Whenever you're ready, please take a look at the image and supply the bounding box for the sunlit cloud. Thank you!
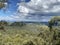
[8,0,60,22]
[14,0,60,21]
[18,0,60,14]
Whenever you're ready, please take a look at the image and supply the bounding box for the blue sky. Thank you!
[0,0,30,16]
[0,0,60,22]
[0,0,20,16]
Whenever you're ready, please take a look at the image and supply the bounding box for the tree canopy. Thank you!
[48,16,60,30]
[0,0,7,9]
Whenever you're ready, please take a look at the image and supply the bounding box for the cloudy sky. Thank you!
[0,0,60,22]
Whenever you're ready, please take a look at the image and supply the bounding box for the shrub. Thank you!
[10,22,26,27]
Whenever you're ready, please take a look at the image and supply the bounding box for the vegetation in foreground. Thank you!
[0,16,60,45]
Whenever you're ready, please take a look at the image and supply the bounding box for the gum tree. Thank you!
[48,16,60,45]
[48,16,60,30]
[0,0,8,31]
[0,0,7,9]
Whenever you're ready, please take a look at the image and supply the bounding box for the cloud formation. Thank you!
[19,0,60,13]
[12,0,60,22]
[0,16,13,21]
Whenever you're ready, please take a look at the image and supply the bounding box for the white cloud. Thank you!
[11,0,60,22]
[0,15,24,21]
[58,0,60,2]
[0,16,13,21]
[18,0,60,13]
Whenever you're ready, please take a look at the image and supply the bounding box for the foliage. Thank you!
[0,18,60,45]
[0,20,8,26]
[0,0,7,9]
[48,16,60,45]
[10,22,26,27]
[0,24,59,45]
[48,16,60,30]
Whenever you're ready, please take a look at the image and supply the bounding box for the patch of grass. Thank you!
[0,24,59,45]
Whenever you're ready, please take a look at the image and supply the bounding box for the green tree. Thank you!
[48,16,60,45]
[0,20,8,26]
[0,0,7,9]
[10,22,26,27]
[48,16,60,30]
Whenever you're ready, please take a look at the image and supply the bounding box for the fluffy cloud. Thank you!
[13,0,60,22]
[18,0,60,14]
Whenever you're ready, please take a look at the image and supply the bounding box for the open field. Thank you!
[0,23,60,45]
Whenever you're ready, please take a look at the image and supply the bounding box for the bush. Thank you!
[23,40,35,45]
[10,22,26,27]
[0,20,8,26]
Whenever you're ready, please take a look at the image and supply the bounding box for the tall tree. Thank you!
[48,16,60,30]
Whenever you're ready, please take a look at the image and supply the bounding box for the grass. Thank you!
[0,24,59,45]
